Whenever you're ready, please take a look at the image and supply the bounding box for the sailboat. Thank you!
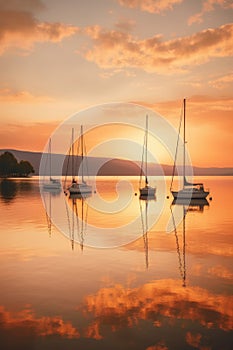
[42,138,61,190]
[139,115,156,198]
[67,127,92,196]
[171,99,209,200]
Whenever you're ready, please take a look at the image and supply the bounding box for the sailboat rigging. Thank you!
[171,99,209,200]
[42,138,61,190]
[139,115,156,199]
[66,127,92,196]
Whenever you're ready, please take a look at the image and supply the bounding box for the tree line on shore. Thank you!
[0,151,34,177]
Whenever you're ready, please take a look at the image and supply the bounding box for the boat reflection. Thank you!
[170,198,209,287]
[42,188,61,236]
[170,204,186,287]
[172,197,209,212]
[139,195,156,269]
[66,192,91,250]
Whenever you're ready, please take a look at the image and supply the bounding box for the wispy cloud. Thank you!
[131,95,233,119]
[0,7,78,55]
[114,18,136,32]
[209,72,233,89]
[188,0,233,25]
[118,0,183,14]
[82,23,233,74]
[0,88,54,103]
[208,265,233,280]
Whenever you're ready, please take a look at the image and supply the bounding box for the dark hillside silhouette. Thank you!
[0,151,34,178]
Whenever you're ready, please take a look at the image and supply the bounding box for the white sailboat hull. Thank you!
[172,188,209,199]
[170,99,210,200]
[139,186,156,198]
[68,182,92,195]
[43,179,61,190]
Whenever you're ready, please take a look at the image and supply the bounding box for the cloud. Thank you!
[114,18,136,32]
[82,23,233,74]
[185,332,202,348]
[135,95,233,121]
[0,8,79,55]
[0,305,80,339]
[81,279,233,337]
[208,265,233,280]
[0,88,54,103]
[209,72,233,89]
[188,0,233,25]
[118,0,183,14]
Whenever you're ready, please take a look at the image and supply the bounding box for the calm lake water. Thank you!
[0,176,232,350]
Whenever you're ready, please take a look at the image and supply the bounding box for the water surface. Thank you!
[0,176,232,350]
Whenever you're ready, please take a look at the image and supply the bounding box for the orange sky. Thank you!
[0,0,232,167]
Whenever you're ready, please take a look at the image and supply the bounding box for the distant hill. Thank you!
[0,149,232,176]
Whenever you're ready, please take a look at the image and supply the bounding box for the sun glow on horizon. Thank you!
[0,1,232,167]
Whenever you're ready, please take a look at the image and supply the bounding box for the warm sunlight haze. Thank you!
[0,2,232,350]
[0,0,232,167]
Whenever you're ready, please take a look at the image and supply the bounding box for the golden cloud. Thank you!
[83,23,233,74]
[118,0,183,14]
[0,9,78,55]
[0,305,80,338]
[81,279,233,339]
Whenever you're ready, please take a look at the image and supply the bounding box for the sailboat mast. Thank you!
[72,128,75,182]
[183,99,186,186]
[81,125,84,183]
[49,138,51,180]
[145,115,148,186]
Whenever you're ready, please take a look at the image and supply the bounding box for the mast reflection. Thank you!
[66,193,91,251]
[42,188,61,236]
[171,197,209,287]
[139,194,156,269]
